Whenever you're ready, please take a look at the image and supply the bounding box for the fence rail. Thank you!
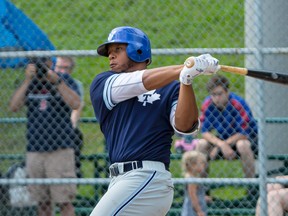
[1,47,288,58]
[1,117,288,124]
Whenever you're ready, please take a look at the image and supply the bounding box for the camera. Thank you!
[28,57,49,79]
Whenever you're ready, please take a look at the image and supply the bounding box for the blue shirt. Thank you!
[200,92,258,144]
[90,71,179,168]
[26,73,80,152]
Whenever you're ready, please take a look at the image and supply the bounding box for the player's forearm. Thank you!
[174,84,198,132]
[142,65,183,90]
[110,66,183,104]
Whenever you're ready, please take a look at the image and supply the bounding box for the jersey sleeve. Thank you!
[110,70,147,103]
[93,70,148,112]
[90,71,149,124]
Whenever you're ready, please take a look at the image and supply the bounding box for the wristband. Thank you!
[173,118,201,136]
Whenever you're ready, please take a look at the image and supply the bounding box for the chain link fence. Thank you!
[1,0,288,215]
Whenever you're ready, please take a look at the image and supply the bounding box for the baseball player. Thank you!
[89,26,220,216]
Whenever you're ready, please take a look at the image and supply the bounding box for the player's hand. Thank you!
[179,54,220,85]
[197,53,220,74]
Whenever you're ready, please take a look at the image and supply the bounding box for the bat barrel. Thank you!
[220,65,288,85]
[248,69,288,85]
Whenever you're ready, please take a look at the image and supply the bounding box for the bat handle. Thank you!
[220,65,248,76]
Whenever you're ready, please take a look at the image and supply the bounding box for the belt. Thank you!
[109,161,166,177]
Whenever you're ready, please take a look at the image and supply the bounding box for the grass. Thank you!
[209,160,247,200]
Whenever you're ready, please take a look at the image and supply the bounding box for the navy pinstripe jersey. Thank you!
[90,71,179,168]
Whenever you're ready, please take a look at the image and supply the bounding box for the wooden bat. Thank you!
[220,65,288,85]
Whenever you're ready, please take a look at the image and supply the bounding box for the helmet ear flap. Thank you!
[126,41,152,65]
[126,43,144,64]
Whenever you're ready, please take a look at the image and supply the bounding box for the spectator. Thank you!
[89,26,220,215]
[255,175,288,216]
[196,75,258,179]
[181,150,209,216]
[9,57,81,216]
[55,56,84,178]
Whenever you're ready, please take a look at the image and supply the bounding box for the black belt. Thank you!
[109,161,143,177]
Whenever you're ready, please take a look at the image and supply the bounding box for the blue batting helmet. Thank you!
[97,26,152,65]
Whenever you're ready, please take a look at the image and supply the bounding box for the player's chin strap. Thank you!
[173,118,201,136]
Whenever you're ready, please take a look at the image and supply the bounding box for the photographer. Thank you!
[9,57,80,216]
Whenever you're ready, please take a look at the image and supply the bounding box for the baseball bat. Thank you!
[220,65,288,85]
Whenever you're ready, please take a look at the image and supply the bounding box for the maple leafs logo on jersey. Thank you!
[138,90,160,106]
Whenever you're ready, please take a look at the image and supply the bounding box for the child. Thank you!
[181,150,208,216]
